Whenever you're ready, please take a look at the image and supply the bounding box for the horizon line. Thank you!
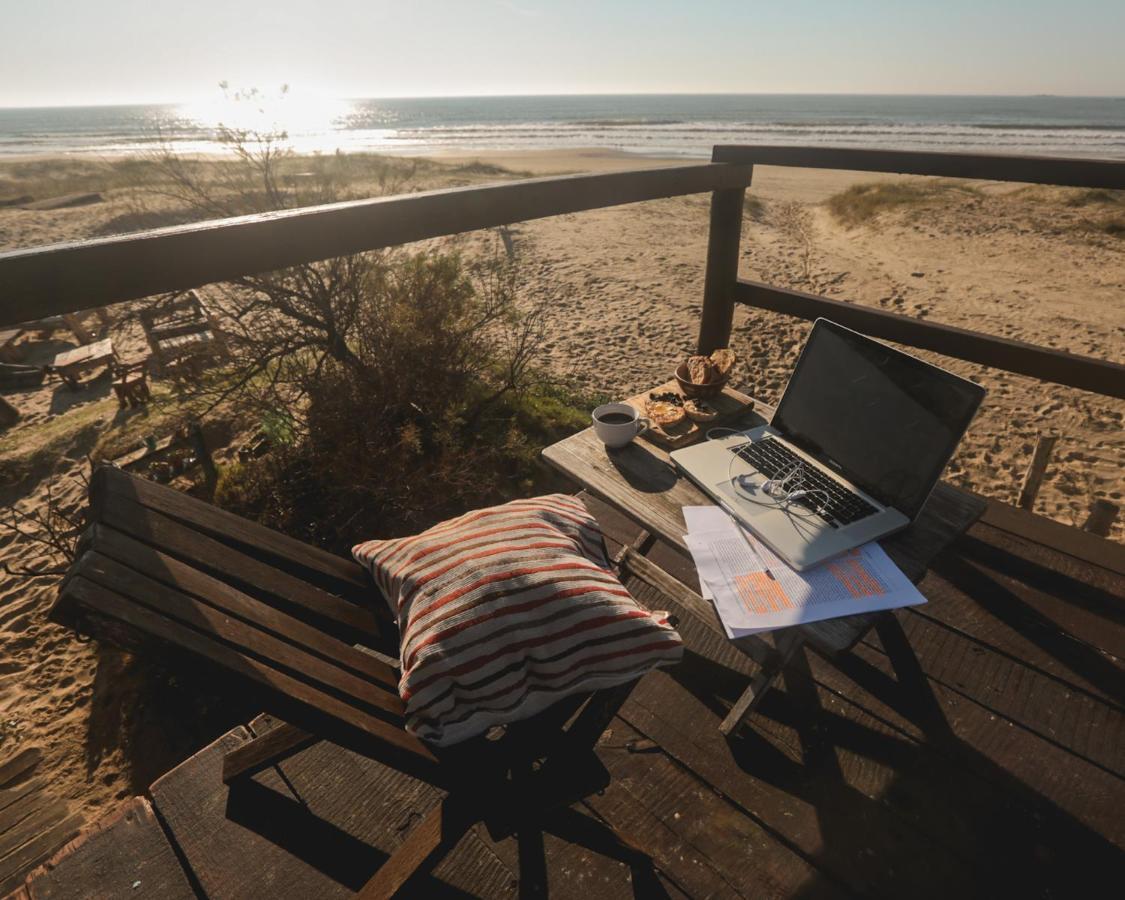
[2,90,1124,111]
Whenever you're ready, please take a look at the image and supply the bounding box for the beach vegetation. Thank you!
[744,195,768,222]
[123,96,578,551]
[1063,188,1125,207]
[1101,218,1125,237]
[826,179,980,226]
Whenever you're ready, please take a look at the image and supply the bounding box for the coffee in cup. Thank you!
[592,403,649,448]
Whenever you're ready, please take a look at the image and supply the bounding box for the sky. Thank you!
[2,0,1123,107]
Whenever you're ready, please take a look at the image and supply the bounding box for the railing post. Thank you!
[697,183,748,354]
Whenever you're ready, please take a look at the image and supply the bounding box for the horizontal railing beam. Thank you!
[733,280,1125,400]
[0,163,753,327]
[712,145,1125,189]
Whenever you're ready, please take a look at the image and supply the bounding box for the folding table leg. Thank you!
[221,721,319,783]
[719,630,806,737]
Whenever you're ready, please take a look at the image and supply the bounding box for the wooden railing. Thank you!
[0,164,752,321]
[697,146,1125,400]
[0,146,1121,399]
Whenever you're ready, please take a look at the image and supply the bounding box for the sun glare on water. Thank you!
[177,87,352,151]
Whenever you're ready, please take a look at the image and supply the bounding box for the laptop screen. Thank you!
[771,320,985,520]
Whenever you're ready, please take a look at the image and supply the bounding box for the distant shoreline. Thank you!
[2,95,1123,160]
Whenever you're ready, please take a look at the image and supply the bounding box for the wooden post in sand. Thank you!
[1017,433,1058,511]
[1082,500,1118,538]
[697,183,748,354]
[188,421,217,493]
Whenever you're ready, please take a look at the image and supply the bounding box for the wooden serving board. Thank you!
[624,380,756,450]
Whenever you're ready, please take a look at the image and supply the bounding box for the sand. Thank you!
[0,147,1121,823]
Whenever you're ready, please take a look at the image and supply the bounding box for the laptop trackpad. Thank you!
[714,477,828,537]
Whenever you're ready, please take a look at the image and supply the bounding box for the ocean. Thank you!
[1,94,1123,159]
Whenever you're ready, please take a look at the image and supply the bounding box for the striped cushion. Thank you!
[352,494,683,746]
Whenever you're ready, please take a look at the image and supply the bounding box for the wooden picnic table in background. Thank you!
[49,338,116,389]
[543,385,986,734]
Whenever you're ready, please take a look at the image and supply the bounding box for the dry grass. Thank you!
[827,180,980,226]
[0,153,525,209]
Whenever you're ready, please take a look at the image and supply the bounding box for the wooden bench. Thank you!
[140,291,227,374]
[51,466,662,896]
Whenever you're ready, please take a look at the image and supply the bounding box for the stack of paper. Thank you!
[683,506,925,639]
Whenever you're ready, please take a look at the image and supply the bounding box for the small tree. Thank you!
[141,85,543,434]
[139,86,555,542]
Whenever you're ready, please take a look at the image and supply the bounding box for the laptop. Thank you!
[670,319,985,571]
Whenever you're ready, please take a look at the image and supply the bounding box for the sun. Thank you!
[178,86,351,143]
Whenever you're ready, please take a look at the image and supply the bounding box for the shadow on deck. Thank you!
[13,498,1124,899]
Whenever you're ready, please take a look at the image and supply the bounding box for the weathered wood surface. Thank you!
[698,185,747,354]
[53,574,435,773]
[0,774,84,898]
[22,797,194,900]
[90,465,372,602]
[149,723,518,899]
[0,751,40,791]
[711,144,1125,189]
[221,721,317,784]
[89,500,381,643]
[733,280,1125,399]
[48,339,114,372]
[0,164,754,326]
[69,549,402,717]
[978,496,1125,576]
[40,486,1124,899]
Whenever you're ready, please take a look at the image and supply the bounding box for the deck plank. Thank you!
[889,605,1123,774]
[0,751,41,791]
[92,498,381,643]
[151,720,518,899]
[589,718,845,899]
[91,465,371,599]
[23,797,194,900]
[0,813,84,899]
[620,665,996,899]
[847,628,1124,845]
[921,527,1125,699]
[247,714,518,898]
[623,574,1123,898]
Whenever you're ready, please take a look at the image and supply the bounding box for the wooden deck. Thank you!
[11,498,1124,898]
[0,749,84,898]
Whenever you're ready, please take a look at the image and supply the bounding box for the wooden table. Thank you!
[543,387,986,735]
[50,337,116,388]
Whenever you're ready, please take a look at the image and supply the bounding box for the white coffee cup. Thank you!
[592,403,649,449]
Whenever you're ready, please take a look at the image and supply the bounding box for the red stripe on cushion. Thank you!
[409,637,681,711]
[387,521,580,584]
[400,565,624,646]
[403,582,633,670]
[365,495,594,572]
[403,609,654,700]
[402,550,603,616]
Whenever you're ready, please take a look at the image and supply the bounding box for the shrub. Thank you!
[136,87,571,551]
[827,180,978,226]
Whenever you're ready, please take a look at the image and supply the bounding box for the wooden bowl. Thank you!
[675,362,728,399]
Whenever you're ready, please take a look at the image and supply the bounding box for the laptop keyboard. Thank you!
[733,437,879,528]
